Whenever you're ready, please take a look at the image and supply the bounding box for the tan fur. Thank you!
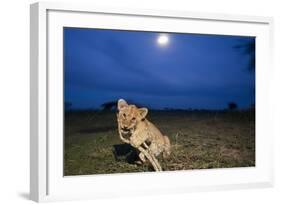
[117,99,171,164]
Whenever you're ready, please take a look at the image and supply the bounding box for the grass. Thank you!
[64,110,255,176]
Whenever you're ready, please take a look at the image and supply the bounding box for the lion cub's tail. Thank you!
[163,135,171,158]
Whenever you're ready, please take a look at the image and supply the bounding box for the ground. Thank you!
[64,110,255,176]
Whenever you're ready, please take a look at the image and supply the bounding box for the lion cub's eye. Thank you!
[123,113,126,118]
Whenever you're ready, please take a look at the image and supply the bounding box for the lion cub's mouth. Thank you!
[121,127,131,133]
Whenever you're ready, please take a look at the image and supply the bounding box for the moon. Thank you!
[157,34,169,46]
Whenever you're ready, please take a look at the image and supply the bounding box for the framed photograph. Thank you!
[30,2,274,202]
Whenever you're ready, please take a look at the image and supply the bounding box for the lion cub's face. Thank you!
[117,99,148,133]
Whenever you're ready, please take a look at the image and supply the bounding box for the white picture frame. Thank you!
[30,2,274,202]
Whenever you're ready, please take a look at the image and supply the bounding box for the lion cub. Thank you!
[117,99,171,163]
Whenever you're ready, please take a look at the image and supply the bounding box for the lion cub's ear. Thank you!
[118,99,128,110]
[139,108,148,119]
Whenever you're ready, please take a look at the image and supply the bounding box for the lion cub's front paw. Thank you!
[135,160,143,165]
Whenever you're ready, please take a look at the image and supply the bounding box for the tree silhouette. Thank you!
[228,102,238,111]
[233,39,255,72]
[101,101,117,111]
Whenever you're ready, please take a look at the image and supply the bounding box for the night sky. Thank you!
[64,27,255,110]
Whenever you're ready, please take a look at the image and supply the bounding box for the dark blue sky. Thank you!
[64,27,255,110]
